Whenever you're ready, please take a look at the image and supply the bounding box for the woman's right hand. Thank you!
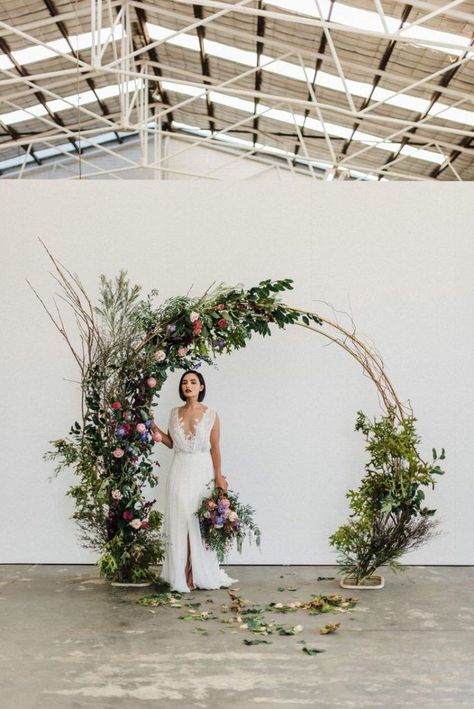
[215,476,228,493]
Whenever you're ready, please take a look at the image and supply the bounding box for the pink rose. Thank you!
[112,448,124,458]
[136,423,146,433]
[217,303,225,310]
[207,501,217,510]
[130,518,142,530]
[152,431,162,443]
[122,510,133,521]
[177,347,188,357]
[112,401,121,410]
[221,498,230,508]
[154,350,166,362]
[217,318,228,328]
[192,319,203,336]
[123,412,130,420]
[111,489,122,500]
[146,377,157,388]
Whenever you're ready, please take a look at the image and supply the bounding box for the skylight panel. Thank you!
[267,0,473,56]
[146,22,474,128]
[0,79,142,126]
[0,26,123,71]
[162,80,445,164]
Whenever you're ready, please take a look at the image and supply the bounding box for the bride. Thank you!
[151,370,238,592]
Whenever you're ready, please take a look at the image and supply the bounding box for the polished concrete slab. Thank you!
[1,565,473,708]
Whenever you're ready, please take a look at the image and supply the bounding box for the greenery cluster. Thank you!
[329,411,445,582]
[46,275,317,582]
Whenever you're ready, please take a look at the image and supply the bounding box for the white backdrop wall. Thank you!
[1,182,472,565]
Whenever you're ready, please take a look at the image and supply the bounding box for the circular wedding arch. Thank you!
[33,246,444,586]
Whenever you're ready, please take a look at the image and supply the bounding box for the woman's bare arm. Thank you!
[210,413,228,491]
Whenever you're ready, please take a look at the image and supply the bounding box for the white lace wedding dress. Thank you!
[160,405,239,592]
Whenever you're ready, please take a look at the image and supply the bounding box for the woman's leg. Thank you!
[185,532,195,590]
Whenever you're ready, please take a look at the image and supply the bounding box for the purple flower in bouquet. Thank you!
[215,338,226,350]
[139,431,149,441]
[144,419,153,429]
[116,425,128,438]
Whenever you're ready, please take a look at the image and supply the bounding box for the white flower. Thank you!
[274,603,283,609]
[228,511,238,522]
[134,501,141,510]
[154,350,166,362]
[190,311,200,322]
[130,518,142,529]
[293,624,303,633]
[111,489,122,500]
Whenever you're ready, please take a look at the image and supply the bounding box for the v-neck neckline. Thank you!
[177,406,209,439]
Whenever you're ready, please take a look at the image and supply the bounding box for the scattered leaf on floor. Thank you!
[320,623,340,635]
[193,627,209,635]
[243,638,272,645]
[317,576,335,581]
[302,646,325,655]
[178,611,214,622]
[137,592,184,608]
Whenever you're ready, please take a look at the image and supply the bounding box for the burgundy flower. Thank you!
[122,510,133,521]
[217,318,228,328]
[112,401,121,410]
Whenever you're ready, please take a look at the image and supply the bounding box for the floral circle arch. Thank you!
[31,244,445,585]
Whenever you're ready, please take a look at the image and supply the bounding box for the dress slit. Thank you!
[185,529,194,590]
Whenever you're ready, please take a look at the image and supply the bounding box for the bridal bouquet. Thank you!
[196,484,261,562]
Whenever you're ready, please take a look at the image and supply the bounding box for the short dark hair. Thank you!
[179,370,206,402]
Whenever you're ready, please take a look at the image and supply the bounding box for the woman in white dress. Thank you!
[151,370,238,592]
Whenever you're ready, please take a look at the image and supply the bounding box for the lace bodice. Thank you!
[169,406,217,453]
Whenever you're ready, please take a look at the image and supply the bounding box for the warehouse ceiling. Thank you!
[0,0,473,179]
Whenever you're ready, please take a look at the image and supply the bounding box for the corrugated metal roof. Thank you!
[0,0,472,179]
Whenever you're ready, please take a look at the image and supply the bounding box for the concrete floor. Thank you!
[1,565,473,708]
